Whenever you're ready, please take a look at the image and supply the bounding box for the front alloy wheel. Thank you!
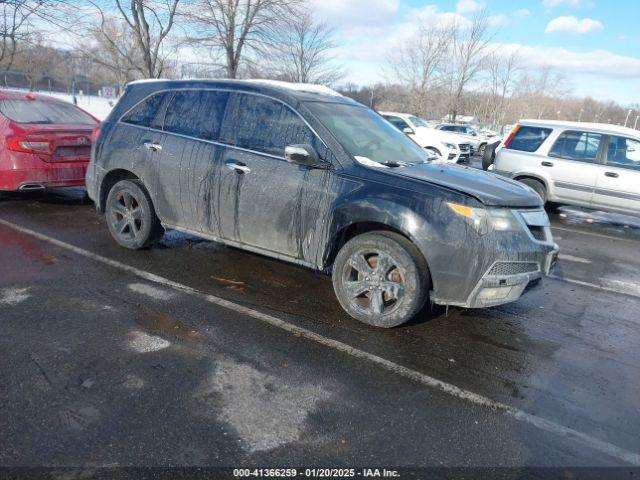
[332,232,429,328]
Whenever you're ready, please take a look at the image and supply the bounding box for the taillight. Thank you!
[502,124,520,148]
[6,135,53,155]
[91,125,101,142]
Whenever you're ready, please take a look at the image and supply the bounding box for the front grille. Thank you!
[458,143,470,152]
[487,262,539,276]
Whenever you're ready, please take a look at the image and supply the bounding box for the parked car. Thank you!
[86,80,558,328]
[0,90,99,192]
[488,120,640,215]
[435,123,490,156]
[379,111,472,163]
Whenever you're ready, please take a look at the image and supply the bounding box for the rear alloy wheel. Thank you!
[332,232,429,328]
[105,179,163,249]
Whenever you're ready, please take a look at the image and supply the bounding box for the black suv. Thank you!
[86,79,558,327]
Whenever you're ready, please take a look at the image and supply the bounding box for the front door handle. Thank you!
[605,171,619,178]
[541,161,554,167]
[143,142,162,152]
[225,161,251,174]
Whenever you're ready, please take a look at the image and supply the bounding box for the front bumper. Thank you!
[456,246,558,308]
[429,208,559,308]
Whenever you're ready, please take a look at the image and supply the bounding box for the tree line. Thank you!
[0,0,636,128]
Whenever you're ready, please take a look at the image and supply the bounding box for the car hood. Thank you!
[389,162,542,208]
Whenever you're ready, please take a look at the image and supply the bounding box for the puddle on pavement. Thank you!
[134,312,200,340]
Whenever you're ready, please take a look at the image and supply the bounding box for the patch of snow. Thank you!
[128,283,176,301]
[128,330,171,353]
[195,358,332,452]
[559,206,640,229]
[0,288,30,306]
[354,156,388,168]
[245,79,343,97]
[558,254,592,264]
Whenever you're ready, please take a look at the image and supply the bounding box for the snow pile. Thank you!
[245,79,343,97]
[43,91,115,120]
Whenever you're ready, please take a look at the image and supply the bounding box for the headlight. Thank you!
[487,208,522,231]
[447,204,523,236]
[447,202,490,235]
[441,142,457,150]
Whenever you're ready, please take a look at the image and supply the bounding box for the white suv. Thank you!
[379,112,472,163]
[491,120,640,215]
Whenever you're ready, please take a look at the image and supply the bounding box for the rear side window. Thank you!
[507,126,552,152]
[163,90,229,141]
[383,116,410,131]
[121,92,168,128]
[549,130,602,163]
[0,99,96,125]
[220,93,315,157]
[605,136,640,171]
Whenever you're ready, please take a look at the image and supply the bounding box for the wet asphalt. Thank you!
[1,183,640,472]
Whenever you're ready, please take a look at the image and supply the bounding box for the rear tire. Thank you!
[518,178,547,204]
[332,231,429,328]
[482,142,498,170]
[105,179,164,249]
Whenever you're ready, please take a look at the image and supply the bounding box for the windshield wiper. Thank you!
[379,161,414,167]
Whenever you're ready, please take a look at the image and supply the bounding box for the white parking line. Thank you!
[550,274,640,301]
[552,225,638,243]
[557,254,592,264]
[0,217,638,466]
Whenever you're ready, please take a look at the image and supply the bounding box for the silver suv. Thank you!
[491,120,640,215]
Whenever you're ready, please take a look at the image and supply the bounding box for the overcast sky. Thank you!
[310,0,639,106]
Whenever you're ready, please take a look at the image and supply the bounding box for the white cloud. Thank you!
[515,8,531,19]
[542,0,593,8]
[310,0,399,27]
[495,43,640,79]
[456,0,486,14]
[545,16,603,34]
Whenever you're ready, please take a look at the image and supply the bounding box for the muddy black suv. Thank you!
[86,79,558,327]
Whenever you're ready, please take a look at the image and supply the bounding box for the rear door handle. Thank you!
[225,161,251,174]
[605,171,619,178]
[541,161,554,167]
[143,142,162,152]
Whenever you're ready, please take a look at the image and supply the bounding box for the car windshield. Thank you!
[0,99,96,125]
[306,102,431,166]
[409,116,428,127]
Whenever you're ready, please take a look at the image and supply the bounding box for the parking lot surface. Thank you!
[1,188,640,469]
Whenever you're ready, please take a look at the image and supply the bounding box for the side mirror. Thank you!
[402,127,415,135]
[285,144,329,169]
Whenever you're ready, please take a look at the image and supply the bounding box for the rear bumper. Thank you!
[0,162,88,191]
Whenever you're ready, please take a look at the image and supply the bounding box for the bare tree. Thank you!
[386,23,452,115]
[184,0,301,79]
[86,13,140,91]
[82,0,180,78]
[0,0,40,69]
[266,9,343,84]
[482,50,521,126]
[445,12,492,121]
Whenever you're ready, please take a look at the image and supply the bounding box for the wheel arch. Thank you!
[321,204,436,292]
[99,169,140,212]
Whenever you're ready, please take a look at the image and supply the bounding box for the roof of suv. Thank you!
[126,78,358,106]
[519,119,640,139]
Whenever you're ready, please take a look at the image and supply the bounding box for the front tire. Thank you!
[105,179,164,249]
[332,231,429,328]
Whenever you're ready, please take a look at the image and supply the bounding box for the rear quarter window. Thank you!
[507,126,552,152]
[121,92,168,128]
[0,99,96,125]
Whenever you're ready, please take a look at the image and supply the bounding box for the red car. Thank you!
[0,90,99,192]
